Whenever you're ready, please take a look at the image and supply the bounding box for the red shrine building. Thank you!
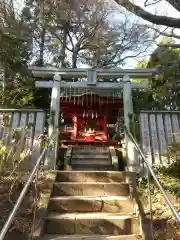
[60,94,123,143]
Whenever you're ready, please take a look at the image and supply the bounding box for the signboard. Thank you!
[140,113,152,165]
[140,111,180,166]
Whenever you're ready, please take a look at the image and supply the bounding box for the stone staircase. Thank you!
[39,147,140,239]
[71,147,113,171]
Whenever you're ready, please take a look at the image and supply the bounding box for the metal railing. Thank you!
[0,128,58,240]
[125,127,180,224]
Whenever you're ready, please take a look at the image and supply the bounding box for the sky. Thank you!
[119,0,180,67]
[14,0,180,68]
[14,0,24,12]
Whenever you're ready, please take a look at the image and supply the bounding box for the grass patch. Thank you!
[138,154,180,240]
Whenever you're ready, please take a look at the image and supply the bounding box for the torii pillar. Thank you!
[45,73,61,168]
[123,75,138,172]
[48,73,61,136]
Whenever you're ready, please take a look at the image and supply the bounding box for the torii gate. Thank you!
[29,66,157,169]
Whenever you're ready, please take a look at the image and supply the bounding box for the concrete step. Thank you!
[73,147,109,154]
[48,196,133,213]
[44,212,139,235]
[55,171,127,183]
[71,160,111,165]
[72,165,113,171]
[52,183,129,197]
[40,234,137,239]
[71,154,110,159]
[72,153,110,156]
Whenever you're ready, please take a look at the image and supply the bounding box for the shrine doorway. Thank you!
[75,116,107,142]
[60,93,123,145]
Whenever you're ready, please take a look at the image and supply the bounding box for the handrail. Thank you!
[0,129,57,240]
[125,127,180,223]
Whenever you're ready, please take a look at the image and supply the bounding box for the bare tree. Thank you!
[115,0,180,47]
[77,12,153,68]
[44,0,153,68]
[66,0,113,67]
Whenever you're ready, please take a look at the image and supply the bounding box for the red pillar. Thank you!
[104,112,108,141]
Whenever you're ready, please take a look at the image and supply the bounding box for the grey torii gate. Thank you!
[29,66,156,170]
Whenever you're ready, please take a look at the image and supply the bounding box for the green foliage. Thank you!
[147,38,180,110]
[133,38,180,113]
[136,59,148,69]
[166,142,180,178]
[132,89,154,113]
[0,3,34,107]
[33,88,51,112]
[152,142,180,197]
[129,113,140,142]
[133,59,156,113]
[156,169,180,197]
[2,84,35,108]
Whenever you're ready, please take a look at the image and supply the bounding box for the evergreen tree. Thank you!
[0,1,33,107]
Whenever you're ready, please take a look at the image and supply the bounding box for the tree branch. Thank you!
[157,43,180,48]
[144,0,162,7]
[115,0,180,28]
[67,31,75,51]
[146,25,180,39]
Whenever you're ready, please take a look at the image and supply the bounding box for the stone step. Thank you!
[72,168,113,171]
[40,234,137,239]
[72,153,110,156]
[55,171,127,183]
[48,196,133,213]
[52,183,129,197]
[72,153,110,159]
[72,164,113,171]
[71,160,111,165]
[71,156,110,160]
[73,148,109,154]
[44,213,139,235]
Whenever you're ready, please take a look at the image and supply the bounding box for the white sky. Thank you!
[14,0,180,68]
[135,0,180,15]
[14,0,24,12]
[118,0,180,67]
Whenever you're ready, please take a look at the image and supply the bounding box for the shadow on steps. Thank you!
[115,149,125,171]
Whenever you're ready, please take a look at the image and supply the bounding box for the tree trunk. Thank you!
[2,64,7,106]
[38,0,45,66]
[58,23,69,68]
[72,42,81,68]
[72,51,78,68]
[39,27,45,66]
